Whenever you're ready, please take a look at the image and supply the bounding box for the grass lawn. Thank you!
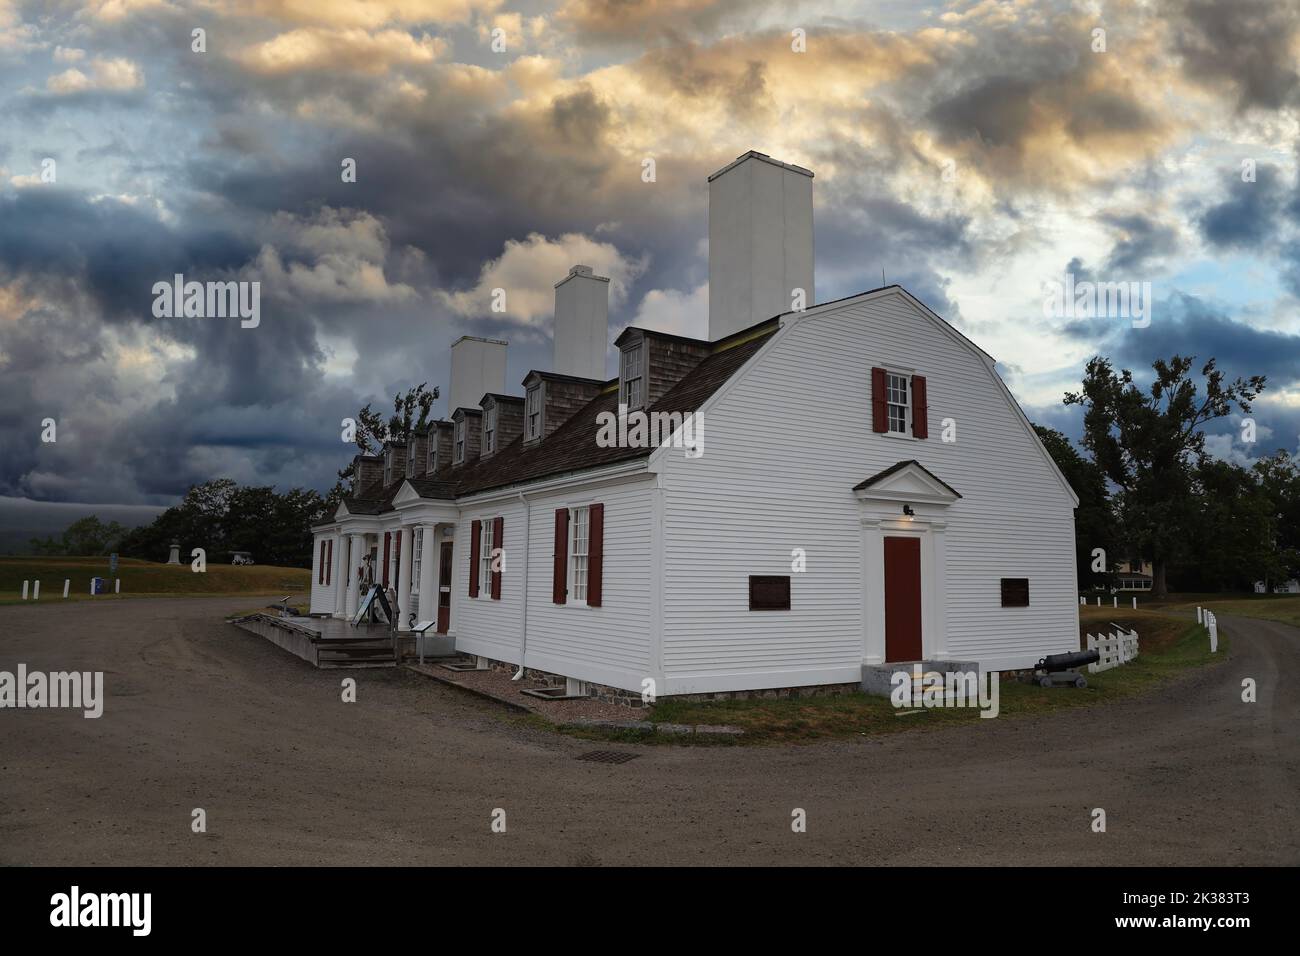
[0,555,311,606]
[1159,595,1300,630]
[572,611,1225,746]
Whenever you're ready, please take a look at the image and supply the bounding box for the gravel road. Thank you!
[1,597,1295,865]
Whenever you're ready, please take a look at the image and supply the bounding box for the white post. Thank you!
[21,580,28,600]
[115,578,120,594]
[418,526,437,621]
[1132,596,1137,609]
[1197,606,1202,623]
[1113,596,1117,608]
[63,579,70,598]
[345,534,363,617]
[32,580,39,600]
[397,526,414,632]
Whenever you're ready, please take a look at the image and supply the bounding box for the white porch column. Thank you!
[345,533,364,617]
[333,535,347,616]
[418,525,437,621]
[396,525,414,631]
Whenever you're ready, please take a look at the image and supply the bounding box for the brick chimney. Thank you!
[553,264,610,381]
[449,335,507,415]
[708,150,814,340]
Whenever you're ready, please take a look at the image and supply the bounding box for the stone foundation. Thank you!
[471,656,862,707]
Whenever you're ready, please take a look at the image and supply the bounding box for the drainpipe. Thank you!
[513,490,531,680]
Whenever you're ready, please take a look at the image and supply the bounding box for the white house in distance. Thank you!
[309,150,1080,701]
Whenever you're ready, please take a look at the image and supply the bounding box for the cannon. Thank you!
[1031,649,1100,688]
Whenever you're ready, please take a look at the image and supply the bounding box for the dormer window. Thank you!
[620,344,644,409]
[886,372,909,433]
[525,384,542,440]
[407,442,417,473]
[483,404,497,454]
[383,453,392,486]
[454,420,465,464]
[428,439,438,473]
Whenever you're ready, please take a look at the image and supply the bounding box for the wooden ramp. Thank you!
[230,613,397,668]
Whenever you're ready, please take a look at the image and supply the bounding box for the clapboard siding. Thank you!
[451,501,525,664]
[450,477,655,691]
[522,481,653,689]
[658,289,1078,688]
[309,533,337,615]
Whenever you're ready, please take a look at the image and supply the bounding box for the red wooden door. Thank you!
[883,536,923,662]
[437,540,453,633]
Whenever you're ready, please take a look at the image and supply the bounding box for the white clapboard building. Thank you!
[309,151,1080,700]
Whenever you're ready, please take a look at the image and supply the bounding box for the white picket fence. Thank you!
[1198,607,1219,652]
[1087,626,1140,674]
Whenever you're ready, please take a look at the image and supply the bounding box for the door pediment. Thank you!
[853,459,961,506]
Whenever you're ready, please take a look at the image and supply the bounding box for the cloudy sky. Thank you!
[1,0,1298,515]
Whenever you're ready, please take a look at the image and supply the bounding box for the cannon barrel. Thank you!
[1036,649,1100,672]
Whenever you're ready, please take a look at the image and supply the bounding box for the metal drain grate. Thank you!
[576,750,640,764]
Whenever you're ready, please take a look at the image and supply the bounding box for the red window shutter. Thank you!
[491,516,504,600]
[382,532,391,587]
[871,367,888,432]
[326,539,333,585]
[911,375,928,439]
[552,508,569,604]
[587,503,604,607]
[468,520,481,597]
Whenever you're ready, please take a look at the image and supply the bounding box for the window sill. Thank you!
[880,429,917,441]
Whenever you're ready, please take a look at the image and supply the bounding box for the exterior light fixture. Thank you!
[902,505,915,517]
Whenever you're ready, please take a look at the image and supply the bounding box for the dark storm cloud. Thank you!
[1060,293,1300,388]
[928,75,1038,149]
[1198,164,1287,249]
[0,189,259,323]
[1099,214,1179,274]
[1170,0,1300,112]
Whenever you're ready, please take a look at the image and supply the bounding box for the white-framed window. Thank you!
[479,519,494,596]
[383,450,392,486]
[525,384,542,440]
[411,526,422,593]
[620,345,644,409]
[886,372,909,434]
[408,442,417,473]
[428,439,438,473]
[569,506,589,603]
[483,404,497,453]
[454,420,465,464]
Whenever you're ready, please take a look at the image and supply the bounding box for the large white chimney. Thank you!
[448,335,507,412]
[552,264,610,380]
[708,150,814,341]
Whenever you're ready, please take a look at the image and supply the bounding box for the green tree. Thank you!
[1065,355,1265,598]
[339,382,439,487]
[1179,460,1281,591]
[29,515,127,556]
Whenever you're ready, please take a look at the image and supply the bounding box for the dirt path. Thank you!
[1,599,1295,865]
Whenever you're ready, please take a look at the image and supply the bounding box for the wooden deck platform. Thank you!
[230,613,399,668]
